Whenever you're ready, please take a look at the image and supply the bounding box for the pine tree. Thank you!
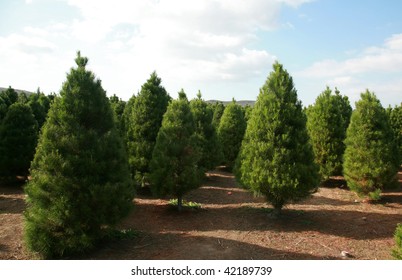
[236,62,319,216]
[218,100,246,170]
[190,91,222,171]
[0,103,38,180]
[393,224,402,259]
[24,52,134,258]
[150,90,201,211]
[27,89,52,130]
[212,101,225,129]
[306,87,352,179]
[387,103,402,165]
[109,94,126,136]
[0,87,18,121]
[343,91,399,199]
[126,72,170,186]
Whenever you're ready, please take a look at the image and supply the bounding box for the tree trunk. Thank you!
[177,194,183,212]
[272,206,281,218]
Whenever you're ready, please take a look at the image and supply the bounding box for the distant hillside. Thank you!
[206,100,255,107]
[0,87,34,96]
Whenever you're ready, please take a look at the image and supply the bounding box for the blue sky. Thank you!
[1,0,401,107]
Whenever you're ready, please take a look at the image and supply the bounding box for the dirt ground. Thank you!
[1,168,401,260]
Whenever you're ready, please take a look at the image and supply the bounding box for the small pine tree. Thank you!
[393,224,402,259]
[343,91,399,199]
[306,87,352,179]
[190,91,222,171]
[24,52,134,259]
[387,103,402,165]
[218,100,246,170]
[126,72,170,186]
[236,62,319,216]
[150,90,201,211]
[0,103,38,179]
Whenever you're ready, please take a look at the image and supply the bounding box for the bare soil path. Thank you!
[1,168,401,260]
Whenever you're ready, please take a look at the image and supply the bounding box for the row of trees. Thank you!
[1,52,400,258]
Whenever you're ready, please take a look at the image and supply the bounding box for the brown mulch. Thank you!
[1,168,401,260]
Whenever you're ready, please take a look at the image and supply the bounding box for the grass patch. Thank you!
[168,199,202,210]
[103,228,140,241]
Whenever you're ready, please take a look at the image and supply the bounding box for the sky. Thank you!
[1,0,402,107]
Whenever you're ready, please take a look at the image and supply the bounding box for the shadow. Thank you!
[320,177,347,189]
[0,184,26,214]
[126,200,402,241]
[298,196,356,207]
[86,232,334,260]
[0,196,26,214]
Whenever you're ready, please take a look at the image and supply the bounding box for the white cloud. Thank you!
[296,33,402,106]
[301,34,402,78]
[2,0,310,100]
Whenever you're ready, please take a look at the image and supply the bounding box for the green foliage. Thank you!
[27,89,52,130]
[218,101,246,170]
[243,104,254,122]
[393,224,402,260]
[24,52,134,259]
[306,87,352,179]
[126,72,170,186]
[343,91,399,198]
[0,87,18,120]
[0,103,38,179]
[150,91,201,211]
[236,62,319,214]
[190,91,222,171]
[387,103,402,165]
[212,101,225,129]
[109,94,126,136]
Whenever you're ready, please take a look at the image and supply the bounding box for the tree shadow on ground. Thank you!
[128,200,401,241]
[86,231,335,260]
[0,196,25,214]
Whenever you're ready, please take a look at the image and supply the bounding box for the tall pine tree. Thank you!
[150,90,201,211]
[190,91,222,171]
[306,87,352,179]
[218,100,246,170]
[236,62,319,216]
[343,91,399,199]
[24,52,134,258]
[126,72,170,186]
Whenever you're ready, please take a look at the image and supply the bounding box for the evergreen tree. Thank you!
[0,103,38,179]
[387,103,402,165]
[218,100,246,170]
[393,224,402,260]
[190,91,222,171]
[343,91,399,199]
[150,90,201,211]
[236,62,319,216]
[306,87,352,179]
[27,89,52,130]
[126,72,170,186]
[109,94,126,136]
[0,87,18,121]
[121,94,136,143]
[24,52,134,259]
[212,101,225,129]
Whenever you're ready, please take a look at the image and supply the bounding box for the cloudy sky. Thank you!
[1,0,401,107]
